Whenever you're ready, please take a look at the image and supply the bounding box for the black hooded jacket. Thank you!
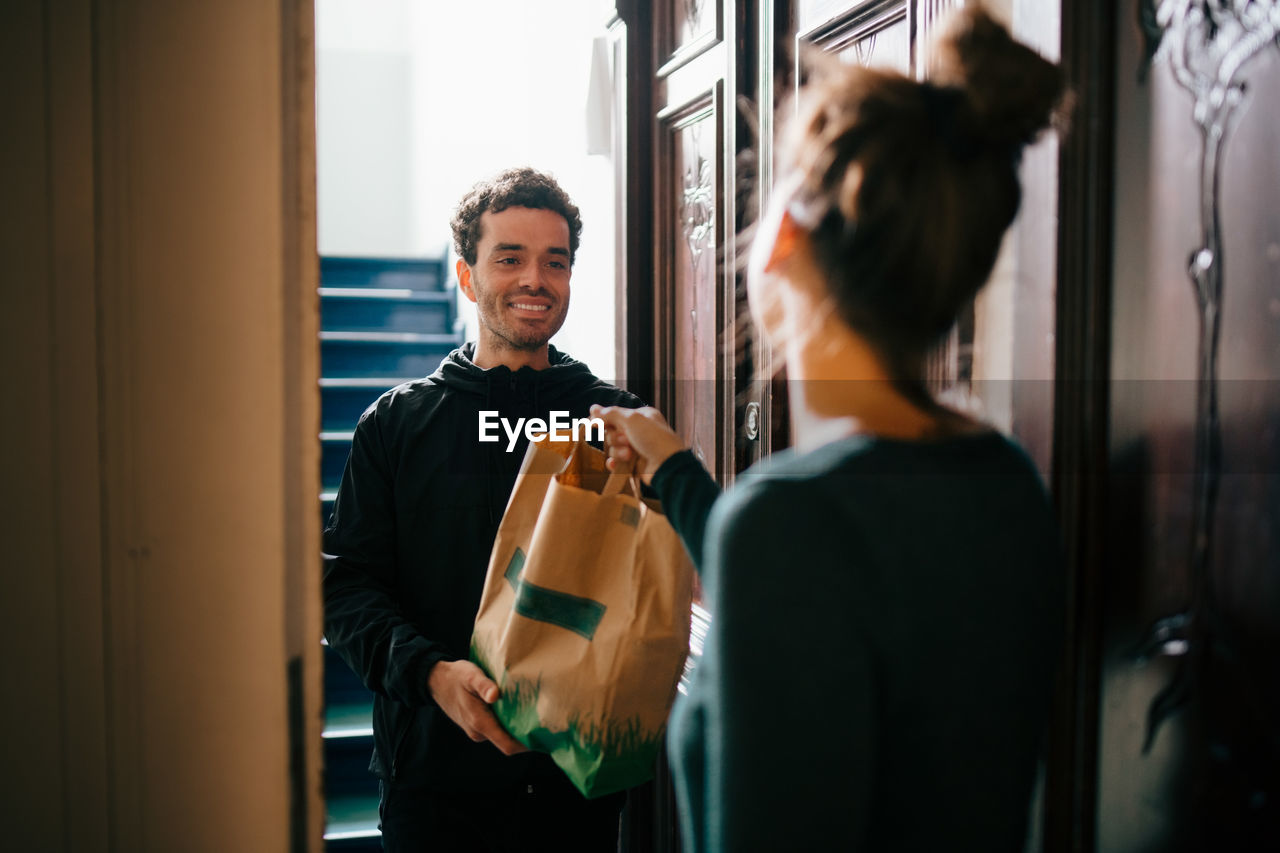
[323,343,642,790]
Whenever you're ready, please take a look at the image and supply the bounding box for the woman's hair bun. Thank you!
[930,4,1068,150]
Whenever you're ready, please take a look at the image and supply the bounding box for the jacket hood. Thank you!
[430,342,605,404]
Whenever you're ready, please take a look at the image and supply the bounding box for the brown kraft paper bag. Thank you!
[470,436,695,798]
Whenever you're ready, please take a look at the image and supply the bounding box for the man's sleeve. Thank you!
[322,405,450,707]
[688,480,876,850]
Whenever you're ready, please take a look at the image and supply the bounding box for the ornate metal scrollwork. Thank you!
[1133,0,1280,752]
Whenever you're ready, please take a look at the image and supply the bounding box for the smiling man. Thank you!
[323,168,641,851]
[456,202,572,366]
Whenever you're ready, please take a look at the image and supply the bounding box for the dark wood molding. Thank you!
[764,0,794,457]
[279,1,322,850]
[796,0,906,54]
[610,6,666,851]
[1044,1,1117,850]
[613,1,656,405]
[655,0,725,77]
[654,84,724,478]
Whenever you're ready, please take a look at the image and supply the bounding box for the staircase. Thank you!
[320,255,464,850]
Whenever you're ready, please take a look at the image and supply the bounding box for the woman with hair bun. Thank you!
[594,6,1069,850]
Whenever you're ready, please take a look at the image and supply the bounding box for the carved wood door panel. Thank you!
[658,86,723,477]
[652,0,759,486]
[611,1,760,849]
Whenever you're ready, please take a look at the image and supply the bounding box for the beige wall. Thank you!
[0,1,322,850]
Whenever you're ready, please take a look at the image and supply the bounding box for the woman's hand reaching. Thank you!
[591,404,687,486]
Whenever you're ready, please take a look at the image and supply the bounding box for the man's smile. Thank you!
[509,300,552,314]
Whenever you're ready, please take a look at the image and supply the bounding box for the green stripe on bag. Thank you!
[504,548,607,640]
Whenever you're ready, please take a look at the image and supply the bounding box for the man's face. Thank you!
[457,206,572,353]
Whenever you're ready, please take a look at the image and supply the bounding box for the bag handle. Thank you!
[602,457,638,498]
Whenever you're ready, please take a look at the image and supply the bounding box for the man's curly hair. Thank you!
[450,167,583,267]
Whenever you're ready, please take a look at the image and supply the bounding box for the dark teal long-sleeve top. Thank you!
[650,432,1065,852]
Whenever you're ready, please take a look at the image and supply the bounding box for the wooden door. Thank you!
[609,2,765,849]
[611,0,774,481]
[650,0,764,484]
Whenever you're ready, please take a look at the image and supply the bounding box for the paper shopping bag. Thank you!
[470,437,695,798]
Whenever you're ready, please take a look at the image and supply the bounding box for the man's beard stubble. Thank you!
[477,288,567,353]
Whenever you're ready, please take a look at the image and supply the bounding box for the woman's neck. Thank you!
[783,321,958,451]
[787,378,946,451]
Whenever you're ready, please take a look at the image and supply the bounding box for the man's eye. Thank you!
[497,257,518,265]
[548,260,567,269]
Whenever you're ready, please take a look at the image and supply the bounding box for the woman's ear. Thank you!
[764,210,804,274]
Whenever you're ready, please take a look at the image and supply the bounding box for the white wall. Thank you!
[317,0,619,381]
[316,0,415,255]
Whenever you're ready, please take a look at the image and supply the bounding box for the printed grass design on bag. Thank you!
[471,641,668,796]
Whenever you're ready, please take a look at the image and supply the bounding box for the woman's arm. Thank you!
[591,404,721,571]
[649,450,721,572]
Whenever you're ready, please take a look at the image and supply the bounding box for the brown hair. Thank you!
[780,5,1068,381]
[451,167,583,266]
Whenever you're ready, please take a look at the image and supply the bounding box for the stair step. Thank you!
[323,639,374,706]
[321,333,459,380]
[321,256,448,292]
[324,729,377,798]
[324,701,374,740]
[321,433,355,492]
[320,288,456,335]
[318,256,448,853]
[325,834,381,853]
[321,645,378,801]
[321,331,460,345]
[320,377,419,387]
[321,492,336,529]
[320,287,454,302]
[325,835,381,853]
[324,793,381,844]
[318,377,414,433]
[322,439,352,492]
